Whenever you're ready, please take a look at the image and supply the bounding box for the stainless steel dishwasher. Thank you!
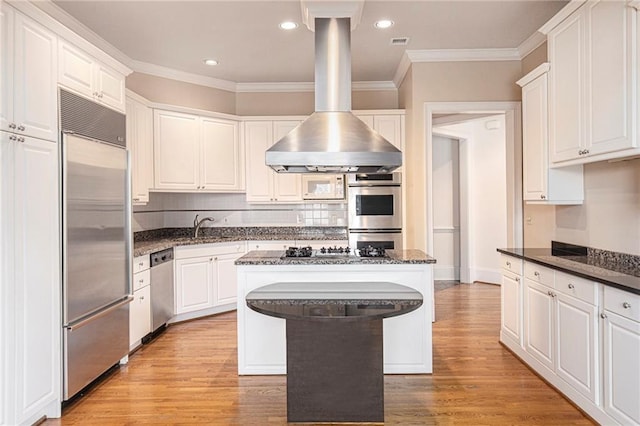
[150,248,174,333]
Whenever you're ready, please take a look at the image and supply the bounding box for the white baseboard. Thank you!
[470,267,501,285]
[434,266,460,281]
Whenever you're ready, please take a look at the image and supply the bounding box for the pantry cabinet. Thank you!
[1,131,60,425]
[245,120,303,203]
[126,93,153,204]
[543,0,638,165]
[174,243,245,317]
[517,64,583,204]
[154,109,243,193]
[58,41,126,112]
[0,5,58,142]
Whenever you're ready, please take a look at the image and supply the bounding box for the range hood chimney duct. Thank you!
[265,17,402,174]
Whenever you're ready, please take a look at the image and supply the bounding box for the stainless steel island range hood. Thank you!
[265,17,402,174]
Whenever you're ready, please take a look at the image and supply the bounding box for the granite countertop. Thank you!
[497,247,640,295]
[246,281,423,321]
[133,226,348,257]
[235,249,436,265]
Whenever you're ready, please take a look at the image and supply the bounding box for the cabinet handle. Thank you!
[140,295,144,300]
[138,278,144,283]
[506,261,511,267]
[515,277,520,282]
[98,92,104,99]
[209,257,213,261]
[600,312,607,319]
[540,194,546,200]
[17,124,25,131]
[534,271,540,277]
[623,302,631,309]
[138,262,144,267]
[584,149,589,155]
[17,137,25,143]
[8,123,16,129]
[547,290,553,296]
[9,135,17,141]
[568,283,575,289]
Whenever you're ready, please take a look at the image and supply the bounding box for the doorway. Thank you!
[425,102,523,285]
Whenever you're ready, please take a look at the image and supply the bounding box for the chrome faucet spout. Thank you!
[193,214,215,238]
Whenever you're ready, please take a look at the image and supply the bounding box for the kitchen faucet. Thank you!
[193,214,215,238]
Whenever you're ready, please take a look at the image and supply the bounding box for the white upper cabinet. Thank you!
[58,41,126,112]
[518,64,583,204]
[1,5,57,142]
[245,120,303,203]
[544,0,637,165]
[154,109,243,193]
[126,93,154,204]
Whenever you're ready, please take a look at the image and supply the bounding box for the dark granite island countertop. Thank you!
[497,247,640,295]
[235,249,436,265]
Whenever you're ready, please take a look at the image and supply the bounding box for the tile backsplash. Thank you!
[132,192,347,232]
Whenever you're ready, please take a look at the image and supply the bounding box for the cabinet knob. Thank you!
[133,197,140,202]
[540,194,546,200]
[584,149,589,155]
[8,123,16,129]
[534,271,540,277]
[623,302,631,309]
[138,262,144,266]
[515,277,520,282]
[17,124,25,131]
[568,283,575,289]
[600,312,607,319]
[209,257,213,261]
[98,92,104,99]
[547,290,553,296]
[140,295,145,300]
[9,135,17,141]
[17,137,25,143]
[506,261,511,267]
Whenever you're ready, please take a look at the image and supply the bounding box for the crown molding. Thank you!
[131,60,238,92]
[236,82,314,93]
[393,51,413,88]
[516,62,550,87]
[352,81,397,91]
[517,31,547,59]
[406,48,521,63]
[539,0,586,35]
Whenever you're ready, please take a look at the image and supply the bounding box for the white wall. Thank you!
[432,135,460,280]
[435,115,507,284]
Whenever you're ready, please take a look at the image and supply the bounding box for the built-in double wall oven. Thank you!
[347,173,402,250]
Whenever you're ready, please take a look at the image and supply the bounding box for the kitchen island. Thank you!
[235,249,436,375]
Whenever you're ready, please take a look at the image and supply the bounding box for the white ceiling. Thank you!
[48,0,568,88]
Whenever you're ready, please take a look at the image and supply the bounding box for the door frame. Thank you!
[424,102,523,283]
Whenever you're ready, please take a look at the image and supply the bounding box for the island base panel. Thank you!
[286,318,384,423]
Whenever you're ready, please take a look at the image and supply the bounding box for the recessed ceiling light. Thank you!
[204,59,218,66]
[375,19,394,29]
[279,21,298,30]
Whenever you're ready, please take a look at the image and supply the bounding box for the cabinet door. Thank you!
[548,9,585,163]
[245,121,274,202]
[95,64,125,112]
[201,118,242,191]
[154,110,199,190]
[13,136,60,423]
[58,41,94,99]
[603,311,640,425]
[129,285,151,347]
[175,257,214,314]
[585,0,635,155]
[555,293,598,402]
[522,73,548,201]
[524,279,554,371]
[501,272,522,344]
[355,114,374,128]
[213,253,241,306]
[0,5,13,134]
[12,12,57,142]
[126,97,153,203]
[272,120,302,202]
[373,115,403,149]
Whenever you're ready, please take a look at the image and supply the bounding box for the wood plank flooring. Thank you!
[46,283,593,425]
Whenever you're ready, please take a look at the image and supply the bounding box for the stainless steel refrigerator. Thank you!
[60,89,132,400]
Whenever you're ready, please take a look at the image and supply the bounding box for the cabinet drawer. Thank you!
[175,242,246,259]
[501,255,523,275]
[554,271,597,305]
[604,286,640,322]
[524,262,554,286]
[133,254,150,273]
[246,240,295,251]
[132,269,150,292]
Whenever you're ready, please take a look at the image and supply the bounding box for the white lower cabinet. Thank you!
[500,255,523,345]
[129,255,151,349]
[603,286,640,425]
[174,243,246,319]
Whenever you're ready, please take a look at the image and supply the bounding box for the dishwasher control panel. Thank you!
[150,247,173,267]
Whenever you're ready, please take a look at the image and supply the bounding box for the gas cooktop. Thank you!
[282,246,388,259]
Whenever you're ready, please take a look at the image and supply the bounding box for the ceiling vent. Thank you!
[390,37,409,46]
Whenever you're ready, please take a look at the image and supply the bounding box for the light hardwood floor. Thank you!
[47,283,593,425]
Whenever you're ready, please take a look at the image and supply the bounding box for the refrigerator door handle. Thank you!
[65,296,134,332]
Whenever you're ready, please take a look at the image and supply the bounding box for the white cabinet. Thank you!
[0,5,57,142]
[130,255,151,349]
[545,0,637,165]
[355,113,404,150]
[126,93,153,204]
[602,286,640,425]
[58,41,126,112]
[1,131,60,425]
[523,263,599,403]
[500,255,523,345]
[174,243,245,317]
[245,120,303,203]
[154,109,243,192]
[517,64,583,204]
